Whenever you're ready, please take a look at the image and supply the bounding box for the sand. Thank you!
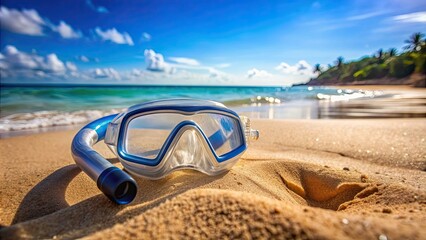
[0,119,425,239]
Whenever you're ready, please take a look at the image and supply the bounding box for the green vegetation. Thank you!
[312,32,426,83]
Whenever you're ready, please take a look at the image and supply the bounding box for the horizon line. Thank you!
[0,82,302,88]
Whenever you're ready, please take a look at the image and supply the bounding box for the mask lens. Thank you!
[195,114,244,157]
[126,114,179,159]
[125,113,244,159]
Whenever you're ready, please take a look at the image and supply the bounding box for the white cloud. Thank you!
[92,68,121,80]
[86,0,109,13]
[95,27,134,45]
[275,60,314,76]
[347,11,388,21]
[2,45,38,69]
[131,68,142,77]
[141,32,151,41]
[44,54,66,72]
[128,68,230,85]
[53,21,81,39]
[66,62,78,72]
[169,57,200,66]
[247,68,272,79]
[0,6,83,40]
[144,49,174,73]
[0,45,80,80]
[0,46,130,82]
[155,51,233,81]
[143,50,229,80]
[392,11,426,23]
[0,53,8,72]
[216,63,231,68]
[79,55,90,62]
[204,67,224,79]
[0,7,45,36]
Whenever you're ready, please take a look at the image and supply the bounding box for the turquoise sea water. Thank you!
[0,84,424,134]
[0,84,337,115]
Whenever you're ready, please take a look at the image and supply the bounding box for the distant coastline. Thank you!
[299,32,426,88]
[298,73,425,88]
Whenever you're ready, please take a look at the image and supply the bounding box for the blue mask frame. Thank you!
[115,105,247,167]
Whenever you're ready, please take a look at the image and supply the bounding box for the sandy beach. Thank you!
[0,118,425,239]
[1,0,425,238]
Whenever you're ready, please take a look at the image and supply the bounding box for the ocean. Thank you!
[1,84,425,135]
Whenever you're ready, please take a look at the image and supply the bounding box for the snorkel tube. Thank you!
[71,114,137,204]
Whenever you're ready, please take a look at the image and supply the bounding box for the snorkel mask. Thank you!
[72,99,259,204]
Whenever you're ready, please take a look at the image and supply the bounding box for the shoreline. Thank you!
[0,118,425,239]
[1,84,425,138]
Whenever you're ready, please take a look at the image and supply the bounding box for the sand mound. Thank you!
[84,188,424,240]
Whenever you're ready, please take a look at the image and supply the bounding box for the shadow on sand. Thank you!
[12,164,82,224]
[4,158,223,239]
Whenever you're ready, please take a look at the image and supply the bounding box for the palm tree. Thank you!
[335,56,344,68]
[404,32,424,52]
[376,49,384,59]
[313,64,322,74]
[388,48,397,57]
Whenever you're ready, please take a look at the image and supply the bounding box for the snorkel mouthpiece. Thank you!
[97,167,137,204]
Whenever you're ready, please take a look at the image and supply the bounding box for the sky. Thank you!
[0,0,425,86]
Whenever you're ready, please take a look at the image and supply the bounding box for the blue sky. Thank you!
[0,0,425,86]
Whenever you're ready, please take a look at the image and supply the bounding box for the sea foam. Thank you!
[0,109,124,132]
